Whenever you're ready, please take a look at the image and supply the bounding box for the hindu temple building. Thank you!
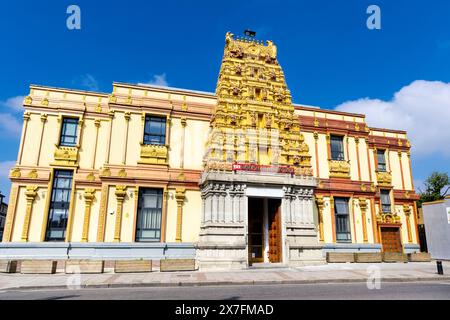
[0,32,420,269]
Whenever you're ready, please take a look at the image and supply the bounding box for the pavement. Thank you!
[0,261,449,292]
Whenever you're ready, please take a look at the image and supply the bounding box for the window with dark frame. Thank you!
[377,149,387,172]
[135,188,163,242]
[59,117,79,147]
[380,190,392,213]
[143,115,166,146]
[45,170,73,242]
[330,135,345,161]
[334,197,351,242]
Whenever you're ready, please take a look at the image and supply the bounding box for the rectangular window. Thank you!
[60,118,79,147]
[377,150,387,172]
[135,188,163,242]
[143,115,166,146]
[380,190,392,213]
[330,135,345,161]
[45,170,73,241]
[334,197,351,242]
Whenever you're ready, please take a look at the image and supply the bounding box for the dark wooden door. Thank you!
[248,198,264,263]
[268,199,282,263]
[380,227,403,253]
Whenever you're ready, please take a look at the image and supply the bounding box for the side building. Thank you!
[0,33,420,268]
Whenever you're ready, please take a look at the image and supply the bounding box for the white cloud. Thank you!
[336,80,450,157]
[0,96,25,113]
[0,113,22,137]
[0,161,15,178]
[139,73,169,87]
[80,74,99,91]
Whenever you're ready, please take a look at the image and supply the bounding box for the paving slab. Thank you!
[0,261,449,291]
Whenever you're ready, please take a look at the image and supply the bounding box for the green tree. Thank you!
[418,171,450,205]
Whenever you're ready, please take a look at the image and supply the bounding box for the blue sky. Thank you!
[0,0,449,200]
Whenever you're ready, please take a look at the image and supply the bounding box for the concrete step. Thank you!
[248,262,287,269]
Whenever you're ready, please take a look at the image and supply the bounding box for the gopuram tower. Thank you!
[197,32,324,270]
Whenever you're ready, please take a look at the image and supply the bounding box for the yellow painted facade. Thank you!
[2,33,420,257]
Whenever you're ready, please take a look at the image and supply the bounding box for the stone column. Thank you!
[316,196,325,242]
[122,112,131,165]
[113,186,127,242]
[403,204,413,243]
[96,184,109,242]
[17,112,31,165]
[105,111,114,165]
[21,186,38,242]
[175,188,186,242]
[35,114,47,166]
[81,189,96,242]
[91,120,101,169]
[359,197,368,243]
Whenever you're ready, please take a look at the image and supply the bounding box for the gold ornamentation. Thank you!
[405,191,410,199]
[95,104,102,113]
[203,32,312,174]
[23,112,31,121]
[81,189,96,242]
[53,145,79,167]
[177,171,186,181]
[101,168,111,177]
[118,169,127,178]
[359,198,369,243]
[114,185,127,242]
[96,184,109,242]
[139,144,168,165]
[377,213,401,224]
[360,184,367,192]
[41,98,49,106]
[21,186,38,241]
[24,96,32,105]
[313,132,319,140]
[328,160,351,179]
[175,188,186,243]
[86,173,95,181]
[376,171,392,187]
[403,204,412,243]
[10,168,21,178]
[27,170,38,179]
[109,94,117,104]
[316,195,325,242]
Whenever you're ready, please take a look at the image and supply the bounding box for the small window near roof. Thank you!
[60,118,78,147]
[330,135,345,161]
[377,150,387,172]
[143,115,166,146]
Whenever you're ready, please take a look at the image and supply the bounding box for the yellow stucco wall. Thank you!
[4,84,419,250]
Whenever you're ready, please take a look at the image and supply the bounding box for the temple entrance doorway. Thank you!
[380,227,403,253]
[248,197,282,265]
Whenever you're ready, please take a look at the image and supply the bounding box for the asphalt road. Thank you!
[0,281,449,300]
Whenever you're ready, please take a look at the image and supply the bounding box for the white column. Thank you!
[224,193,232,223]
[212,193,218,223]
[307,198,314,224]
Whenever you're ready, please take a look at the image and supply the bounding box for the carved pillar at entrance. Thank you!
[21,186,38,242]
